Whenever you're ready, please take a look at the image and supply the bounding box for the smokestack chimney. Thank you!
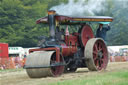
[48,10,56,41]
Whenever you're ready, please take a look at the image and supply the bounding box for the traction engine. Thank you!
[24,10,113,78]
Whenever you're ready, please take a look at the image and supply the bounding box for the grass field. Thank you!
[42,69,128,85]
[0,62,128,85]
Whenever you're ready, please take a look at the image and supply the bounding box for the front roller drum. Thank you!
[25,51,64,78]
[85,38,108,71]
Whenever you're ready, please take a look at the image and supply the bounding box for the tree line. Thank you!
[0,0,127,47]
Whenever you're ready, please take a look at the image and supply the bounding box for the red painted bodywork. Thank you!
[28,25,94,61]
[61,44,77,57]
[0,43,9,58]
[29,45,77,61]
[29,33,78,61]
[65,33,79,46]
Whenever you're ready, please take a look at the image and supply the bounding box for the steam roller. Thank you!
[24,10,113,78]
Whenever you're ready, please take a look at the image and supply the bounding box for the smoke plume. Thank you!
[50,0,106,16]
[50,0,128,16]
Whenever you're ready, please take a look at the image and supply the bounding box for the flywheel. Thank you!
[79,25,94,47]
[84,38,108,71]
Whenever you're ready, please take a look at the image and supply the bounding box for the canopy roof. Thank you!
[36,15,113,25]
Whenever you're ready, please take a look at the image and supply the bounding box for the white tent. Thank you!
[9,47,25,58]
[108,45,128,53]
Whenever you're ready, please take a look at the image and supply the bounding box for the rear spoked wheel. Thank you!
[85,38,108,71]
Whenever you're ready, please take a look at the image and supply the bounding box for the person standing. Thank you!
[96,24,111,44]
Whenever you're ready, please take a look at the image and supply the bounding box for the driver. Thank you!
[96,24,111,44]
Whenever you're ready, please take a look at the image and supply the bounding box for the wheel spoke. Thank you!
[95,59,99,66]
[99,48,102,51]
[98,59,104,70]
[93,45,98,61]
[93,51,98,55]
[103,53,107,58]
[98,44,102,51]
[94,44,98,52]
[93,56,97,60]
[101,57,104,61]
